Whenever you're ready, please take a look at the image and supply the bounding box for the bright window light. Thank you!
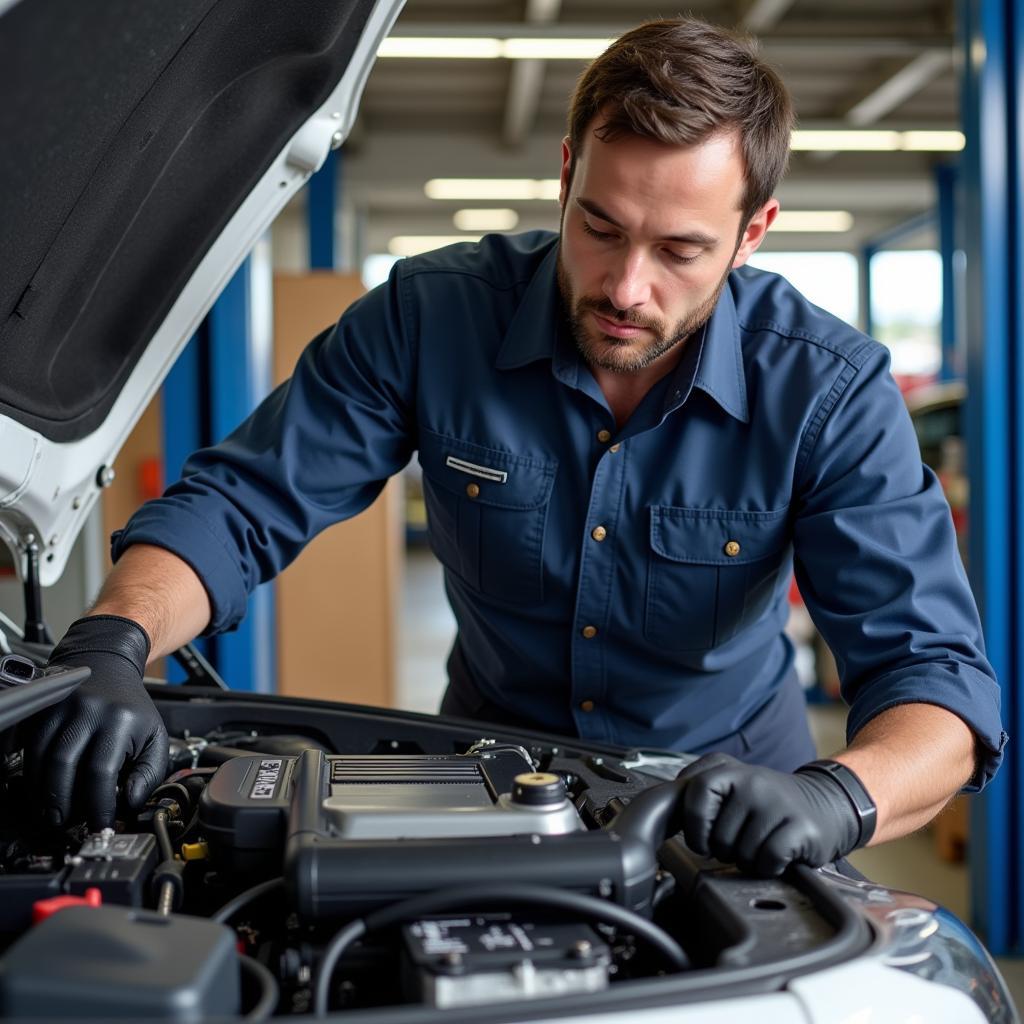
[362,253,402,289]
[388,235,482,256]
[870,250,943,375]
[453,208,520,231]
[773,210,854,232]
[425,179,560,201]
[747,251,859,327]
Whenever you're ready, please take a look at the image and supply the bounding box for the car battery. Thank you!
[65,831,158,906]
[402,915,610,1008]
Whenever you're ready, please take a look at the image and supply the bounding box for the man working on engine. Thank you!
[29,17,1004,877]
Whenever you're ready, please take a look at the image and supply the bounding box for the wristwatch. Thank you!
[798,759,878,849]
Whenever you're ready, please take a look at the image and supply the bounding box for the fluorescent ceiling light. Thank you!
[389,235,482,256]
[502,38,612,60]
[901,130,966,151]
[426,179,561,201]
[792,130,964,151]
[792,131,900,151]
[453,208,520,231]
[377,37,503,59]
[773,211,854,232]
[378,37,611,60]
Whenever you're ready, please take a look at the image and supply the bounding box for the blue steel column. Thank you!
[859,244,875,338]
[936,163,960,382]
[160,254,276,693]
[308,148,339,270]
[206,255,276,694]
[960,0,1018,954]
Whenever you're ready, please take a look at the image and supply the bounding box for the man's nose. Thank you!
[603,249,652,310]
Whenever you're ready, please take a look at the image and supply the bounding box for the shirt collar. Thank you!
[496,243,749,424]
[495,242,562,370]
[686,276,749,423]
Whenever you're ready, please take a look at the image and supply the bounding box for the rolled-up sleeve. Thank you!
[792,343,1006,790]
[111,265,416,634]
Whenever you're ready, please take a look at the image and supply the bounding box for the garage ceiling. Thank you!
[290,0,959,261]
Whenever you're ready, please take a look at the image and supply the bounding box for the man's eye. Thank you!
[581,221,615,241]
[667,250,700,265]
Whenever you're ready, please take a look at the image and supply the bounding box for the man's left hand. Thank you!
[676,752,873,876]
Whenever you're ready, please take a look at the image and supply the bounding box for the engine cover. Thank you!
[199,748,657,919]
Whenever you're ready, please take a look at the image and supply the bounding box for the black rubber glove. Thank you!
[677,752,874,876]
[24,615,168,829]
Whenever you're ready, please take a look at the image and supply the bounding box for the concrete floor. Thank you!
[397,545,1023,1010]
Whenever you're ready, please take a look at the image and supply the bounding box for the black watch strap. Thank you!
[799,759,878,849]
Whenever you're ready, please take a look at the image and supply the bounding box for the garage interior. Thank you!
[2,0,1023,1010]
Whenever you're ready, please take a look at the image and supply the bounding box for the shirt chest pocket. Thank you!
[645,506,791,651]
[418,430,558,606]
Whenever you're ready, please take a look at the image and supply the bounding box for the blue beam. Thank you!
[860,244,876,339]
[862,209,937,253]
[959,0,1018,955]
[936,164,960,382]
[206,256,276,694]
[308,148,340,270]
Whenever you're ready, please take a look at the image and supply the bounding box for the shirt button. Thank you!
[579,699,596,712]
[608,443,621,453]
[591,526,607,542]
[581,625,598,639]
[466,483,480,499]
[724,540,741,557]
[597,429,612,443]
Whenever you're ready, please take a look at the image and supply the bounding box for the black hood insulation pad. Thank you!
[0,0,375,442]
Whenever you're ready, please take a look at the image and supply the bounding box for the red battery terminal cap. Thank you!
[32,887,102,924]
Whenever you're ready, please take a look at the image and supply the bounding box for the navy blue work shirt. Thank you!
[114,231,1006,787]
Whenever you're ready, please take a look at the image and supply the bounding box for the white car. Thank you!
[0,2,1015,1021]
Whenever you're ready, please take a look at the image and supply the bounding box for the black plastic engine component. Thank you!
[0,905,240,1020]
[402,915,611,1008]
[65,831,158,906]
[199,732,332,768]
[199,746,560,872]
[285,749,657,919]
[200,755,299,873]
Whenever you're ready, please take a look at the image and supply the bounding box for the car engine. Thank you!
[0,663,873,1021]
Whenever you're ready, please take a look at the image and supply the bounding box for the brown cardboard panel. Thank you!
[273,273,400,707]
[101,394,163,553]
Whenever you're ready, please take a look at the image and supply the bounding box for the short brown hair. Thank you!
[567,17,794,222]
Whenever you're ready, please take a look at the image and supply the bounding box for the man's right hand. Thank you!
[23,615,168,829]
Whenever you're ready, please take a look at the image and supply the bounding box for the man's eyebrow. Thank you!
[576,197,719,248]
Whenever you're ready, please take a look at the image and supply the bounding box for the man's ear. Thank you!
[559,137,573,209]
[732,199,780,268]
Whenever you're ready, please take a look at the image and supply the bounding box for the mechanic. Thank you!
[28,17,1005,877]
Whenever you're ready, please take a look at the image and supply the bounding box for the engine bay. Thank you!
[0,674,870,1020]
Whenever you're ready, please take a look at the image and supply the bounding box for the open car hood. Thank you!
[0,0,404,585]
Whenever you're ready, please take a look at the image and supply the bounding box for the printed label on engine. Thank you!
[250,759,283,799]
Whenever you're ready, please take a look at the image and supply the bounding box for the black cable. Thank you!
[312,882,689,1016]
[152,808,175,864]
[150,808,180,916]
[239,953,279,1020]
[212,877,285,924]
[157,881,176,916]
[313,920,366,1016]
